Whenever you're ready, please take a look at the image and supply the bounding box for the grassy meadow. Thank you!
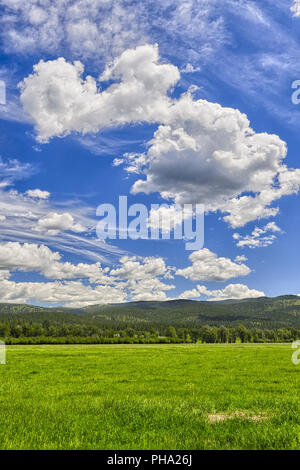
[0,343,299,450]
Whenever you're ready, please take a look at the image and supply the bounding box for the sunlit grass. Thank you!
[0,343,298,449]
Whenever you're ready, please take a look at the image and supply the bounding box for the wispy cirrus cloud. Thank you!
[233,222,283,248]
[0,156,123,263]
[0,0,226,64]
[0,157,35,185]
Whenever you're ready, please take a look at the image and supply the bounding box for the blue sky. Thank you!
[0,0,300,307]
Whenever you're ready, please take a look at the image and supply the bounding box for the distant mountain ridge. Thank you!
[0,295,300,328]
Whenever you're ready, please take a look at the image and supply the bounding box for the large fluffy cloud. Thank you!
[110,255,174,301]
[20,44,300,227]
[176,248,251,281]
[110,255,170,280]
[131,96,286,204]
[179,283,265,301]
[130,93,300,228]
[0,242,59,273]
[19,45,179,142]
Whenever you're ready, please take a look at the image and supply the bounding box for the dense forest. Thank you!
[0,295,300,344]
[1,321,299,345]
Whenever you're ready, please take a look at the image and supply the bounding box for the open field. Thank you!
[0,343,299,450]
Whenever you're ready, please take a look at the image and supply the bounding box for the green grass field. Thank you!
[0,343,299,450]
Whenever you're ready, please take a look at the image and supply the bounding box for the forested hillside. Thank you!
[1,295,300,329]
[0,296,299,344]
[81,296,300,329]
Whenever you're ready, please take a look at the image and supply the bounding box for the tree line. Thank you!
[0,320,299,344]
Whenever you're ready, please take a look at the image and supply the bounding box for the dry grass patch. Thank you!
[207,412,268,423]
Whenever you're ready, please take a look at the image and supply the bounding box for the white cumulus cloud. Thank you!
[19,45,179,142]
[0,278,126,309]
[176,248,251,282]
[179,283,265,301]
[235,255,247,263]
[0,243,176,306]
[0,241,109,283]
[37,212,86,235]
[26,189,50,199]
[20,44,300,228]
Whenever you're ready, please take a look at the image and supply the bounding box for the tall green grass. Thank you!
[0,344,298,449]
